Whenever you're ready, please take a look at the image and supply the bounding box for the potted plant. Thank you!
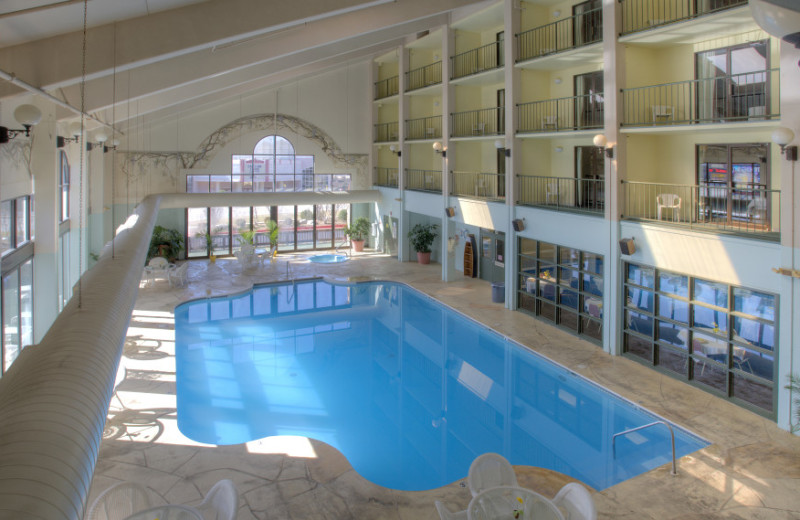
[197,231,216,262]
[344,216,371,252]
[408,223,438,264]
[238,229,256,246]
[266,220,279,258]
[148,226,185,263]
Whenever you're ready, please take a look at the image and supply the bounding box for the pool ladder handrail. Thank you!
[335,239,350,257]
[612,420,677,476]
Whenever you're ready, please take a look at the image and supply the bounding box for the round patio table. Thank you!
[122,504,203,520]
[467,486,564,520]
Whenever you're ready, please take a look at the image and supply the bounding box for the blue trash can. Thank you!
[491,282,505,303]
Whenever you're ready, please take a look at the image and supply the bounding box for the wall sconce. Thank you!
[772,127,797,161]
[433,141,446,157]
[554,146,564,153]
[445,207,456,217]
[57,122,83,148]
[553,9,561,17]
[86,130,109,151]
[593,134,614,158]
[512,218,525,232]
[619,238,636,255]
[494,139,510,157]
[0,104,42,144]
[104,138,120,153]
[389,144,401,157]
[554,77,562,85]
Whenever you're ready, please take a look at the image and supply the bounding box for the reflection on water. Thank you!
[175,280,707,491]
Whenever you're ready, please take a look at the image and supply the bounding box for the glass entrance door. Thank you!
[697,143,770,227]
[573,0,602,47]
[574,70,604,129]
[696,41,769,122]
[575,146,605,210]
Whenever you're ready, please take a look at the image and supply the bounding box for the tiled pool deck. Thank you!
[89,252,800,519]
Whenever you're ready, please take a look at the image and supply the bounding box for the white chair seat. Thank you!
[196,479,238,520]
[467,452,518,497]
[553,482,597,520]
[656,193,681,221]
[87,482,152,520]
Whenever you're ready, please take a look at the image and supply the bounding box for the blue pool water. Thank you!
[175,280,707,491]
[308,254,348,263]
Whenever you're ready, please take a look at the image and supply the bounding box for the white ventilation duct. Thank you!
[0,196,161,520]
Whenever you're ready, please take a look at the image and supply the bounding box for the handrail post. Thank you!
[612,420,677,476]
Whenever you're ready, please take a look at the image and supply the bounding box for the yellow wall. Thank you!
[407,95,441,120]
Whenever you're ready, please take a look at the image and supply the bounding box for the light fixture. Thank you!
[554,146,564,153]
[494,138,510,157]
[445,207,456,217]
[593,134,614,158]
[0,104,42,144]
[512,218,525,232]
[772,126,798,161]
[619,238,636,255]
[57,122,84,147]
[104,138,120,153]
[389,144,401,157]
[554,78,562,85]
[433,141,446,157]
[86,130,109,151]
[553,9,561,17]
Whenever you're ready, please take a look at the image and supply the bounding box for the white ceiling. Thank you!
[0,0,487,132]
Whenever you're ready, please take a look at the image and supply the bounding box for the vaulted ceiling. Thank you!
[0,0,486,133]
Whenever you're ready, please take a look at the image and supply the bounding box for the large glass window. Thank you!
[59,151,70,221]
[185,135,353,256]
[517,238,603,342]
[2,196,33,257]
[623,262,776,417]
[2,258,34,376]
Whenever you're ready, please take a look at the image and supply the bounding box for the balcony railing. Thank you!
[374,121,399,142]
[621,0,748,35]
[451,41,504,80]
[517,7,602,62]
[517,175,605,214]
[407,61,442,91]
[451,171,506,201]
[405,169,442,193]
[518,94,604,133]
[374,75,399,99]
[621,69,779,127]
[622,181,780,240]
[451,107,504,138]
[374,167,399,188]
[406,115,443,140]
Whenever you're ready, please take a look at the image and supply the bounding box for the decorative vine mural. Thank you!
[0,138,33,178]
[115,113,368,201]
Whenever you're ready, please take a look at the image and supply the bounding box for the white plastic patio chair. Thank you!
[196,479,238,520]
[651,104,674,123]
[86,481,152,520]
[434,500,468,520]
[747,197,768,223]
[552,482,597,520]
[467,452,518,497]
[542,115,558,130]
[656,193,681,221]
[168,262,190,287]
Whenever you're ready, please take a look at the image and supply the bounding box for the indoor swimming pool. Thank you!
[174,279,707,491]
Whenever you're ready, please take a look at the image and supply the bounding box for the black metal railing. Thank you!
[405,169,442,193]
[517,7,602,62]
[621,69,779,126]
[451,41,504,80]
[374,75,399,99]
[407,61,442,91]
[451,107,504,137]
[451,171,506,201]
[517,175,605,214]
[374,121,399,142]
[406,115,443,140]
[622,181,779,239]
[374,167,399,188]
[518,94,604,133]
[620,0,748,35]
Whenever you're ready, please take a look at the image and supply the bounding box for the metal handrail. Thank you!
[374,75,399,99]
[612,421,677,475]
[516,6,602,61]
[451,41,503,79]
[620,0,748,35]
[406,61,442,91]
[517,93,604,133]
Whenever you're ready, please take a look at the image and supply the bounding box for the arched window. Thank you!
[229,135,315,192]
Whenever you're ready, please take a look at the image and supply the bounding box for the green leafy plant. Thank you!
[266,220,279,247]
[148,226,184,262]
[238,229,256,246]
[197,231,213,255]
[344,217,371,242]
[787,373,800,433]
[407,223,438,253]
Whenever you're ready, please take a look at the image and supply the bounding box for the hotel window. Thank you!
[623,262,777,417]
[1,196,33,257]
[59,150,70,221]
[517,238,603,343]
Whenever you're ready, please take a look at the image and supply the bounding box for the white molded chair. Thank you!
[467,452,518,497]
[656,193,681,221]
[542,115,558,130]
[196,479,238,520]
[651,105,674,123]
[86,481,152,520]
[472,122,486,135]
[546,182,559,204]
[434,500,468,520]
[747,197,768,223]
[168,262,190,287]
[552,482,597,520]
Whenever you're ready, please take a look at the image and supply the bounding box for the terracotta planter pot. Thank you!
[352,240,365,252]
[417,251,431,264]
